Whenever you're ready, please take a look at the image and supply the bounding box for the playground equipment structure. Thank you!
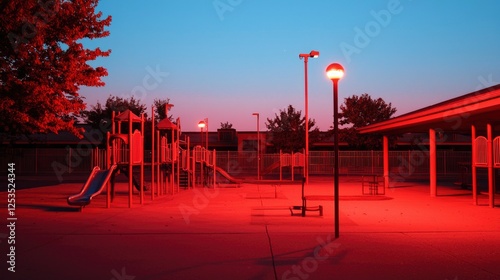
[472,132,500,207]
[67,104,243,209]
[152,104,181,198]
[262,150,305,181]
[67,109,146,209]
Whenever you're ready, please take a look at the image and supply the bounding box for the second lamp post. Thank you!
[299,50,319,184]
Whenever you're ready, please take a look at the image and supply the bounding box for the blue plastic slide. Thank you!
[67,165,117,207]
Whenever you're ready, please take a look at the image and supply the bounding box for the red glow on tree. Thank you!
[0,0,111,139]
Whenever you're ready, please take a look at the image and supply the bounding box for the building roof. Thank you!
[358,84,500,135]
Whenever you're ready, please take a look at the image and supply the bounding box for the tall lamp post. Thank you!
[326,63,344,239]
[252,113,260,180]
[198,118,208,187]
[198,118,208,150]
[299,50,319,184]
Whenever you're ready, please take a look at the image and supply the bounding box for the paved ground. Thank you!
[1,176,499,280]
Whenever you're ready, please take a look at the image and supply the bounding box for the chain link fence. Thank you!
[0,147,472,181]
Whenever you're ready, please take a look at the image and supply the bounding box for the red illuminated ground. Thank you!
[1,176,499,280]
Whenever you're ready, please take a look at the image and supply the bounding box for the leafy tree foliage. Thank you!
[82,95,147,129]
[153,98,173,121]
[266,105,320,153]
[339,93,397,149]
[220,122,233,129]
[0,0,111,140]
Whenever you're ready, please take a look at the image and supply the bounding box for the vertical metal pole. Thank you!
[280,150,283,181]
[157,131,160,196]
[429,128,437,197]
[487,124,494,207]
[471,125,477,205]
[34,147,38,174]
[333,80,340,239]
[106,132,111,208]
[177,124,180,193]
[304,58,309,184]
[128,115,133,208]
[371,150,374,174]
[200,128,203,150]
[213,149,217,187]
[151,106,155,200]
[171,128,175,194]
[257,114,260,180]
[68,147,72,174]
[383,136,389,191]
[140,114,144,205]
[206,119,209,150]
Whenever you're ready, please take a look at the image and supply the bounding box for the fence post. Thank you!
[279,150,282,181]
[35,147,38,174]
[371,150,374,174]
[68,147,72,174]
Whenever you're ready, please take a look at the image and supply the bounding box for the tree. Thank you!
[82,95,147,129]
[339,93,397,149]
[266,105,320,153]
[0,0,111,141]
[220,122,233,129]
[153,98,173,121]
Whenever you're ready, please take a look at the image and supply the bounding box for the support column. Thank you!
[471,125,477,205]
[128,117,133,208]
[429,128,437,197]
[487,124,494,207]
[140,114,144,205]
[151,106,155,201]
[171,129,175,194]
[383,135,389,190]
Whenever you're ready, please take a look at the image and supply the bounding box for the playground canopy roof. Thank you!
[157,118,178,130]
[358,84,500,135]
[115,109,142,122]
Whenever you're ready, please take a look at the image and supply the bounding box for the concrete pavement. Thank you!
[1,176,499,280]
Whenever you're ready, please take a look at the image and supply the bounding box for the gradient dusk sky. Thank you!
[80,0,500,132]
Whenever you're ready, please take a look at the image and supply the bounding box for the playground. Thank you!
[2,175,500,279]
[66,106,248,210]
[2,107,500,279]
[65,106,313,211]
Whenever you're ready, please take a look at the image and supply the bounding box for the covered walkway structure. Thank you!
[359,84,500,207]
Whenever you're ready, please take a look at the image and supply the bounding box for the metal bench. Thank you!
[289,177,328,217]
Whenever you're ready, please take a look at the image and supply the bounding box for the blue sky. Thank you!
[81,0,500,131]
